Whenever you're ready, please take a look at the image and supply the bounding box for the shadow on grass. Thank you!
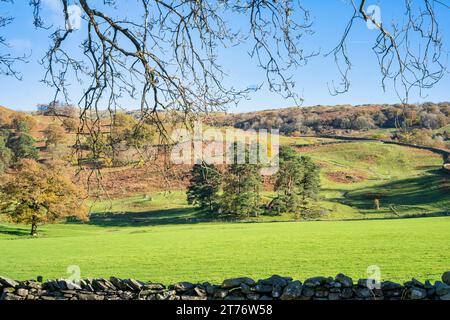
[0,225,30,237]
[86,207,226,227]
[343,170,449,213]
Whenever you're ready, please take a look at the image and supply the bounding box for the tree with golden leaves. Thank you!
[44,123,66,148]
[0,159,89,236]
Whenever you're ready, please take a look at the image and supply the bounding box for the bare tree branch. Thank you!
[0,0,28,79]
[0,1,447,191]
[330,0,448,104]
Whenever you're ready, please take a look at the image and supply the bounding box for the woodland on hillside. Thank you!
[211,103,450,149]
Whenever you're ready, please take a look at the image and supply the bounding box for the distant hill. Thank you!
[0,105,22,116]
[211,102,450,136]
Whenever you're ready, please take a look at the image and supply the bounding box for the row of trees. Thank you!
[37,104,157,167]
[36,101,78,118]
[186,146,321,219]
[218,102,450,135]
[393,128,449,150]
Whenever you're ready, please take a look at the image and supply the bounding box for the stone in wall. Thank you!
[1,272,450,301]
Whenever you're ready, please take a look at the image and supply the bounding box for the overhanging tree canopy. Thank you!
[0,0,448,176]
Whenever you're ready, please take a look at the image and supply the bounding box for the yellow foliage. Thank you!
[0,159,89,235]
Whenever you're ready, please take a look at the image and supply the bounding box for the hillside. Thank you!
[211,103,450,150]
[0,104,448,219]
[87,141,448,222]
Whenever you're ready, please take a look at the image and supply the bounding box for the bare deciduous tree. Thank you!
[329,0,448,130]
[0,0,28,79]
[1,0,448,188]
[29,0,316,189]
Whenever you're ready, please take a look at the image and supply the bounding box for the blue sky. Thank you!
[0,0,449,113]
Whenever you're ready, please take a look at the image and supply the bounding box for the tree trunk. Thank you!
[374,198,380,210]
[30,223,38,237]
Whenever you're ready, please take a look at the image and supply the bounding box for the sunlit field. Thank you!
[1,217,449,283]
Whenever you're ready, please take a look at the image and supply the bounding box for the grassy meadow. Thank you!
[1,217,449,283]
[302,142,449,219]
[1,138,449,282]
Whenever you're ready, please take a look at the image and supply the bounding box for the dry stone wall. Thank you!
[1,272,450,301]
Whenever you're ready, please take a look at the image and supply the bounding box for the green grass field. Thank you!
[301,142,449,219]
[0,217,449,283]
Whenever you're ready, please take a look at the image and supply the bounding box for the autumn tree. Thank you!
[395,128,446,149]
[10,114,36,132]
[125,123,155,151]
[97,113,156,165]
[62,118,78,133]
[84,133,114,167]
[44,123,66,148]
[353,116,375,130]
[110,113,154,148]
[110,113,135,143]
[0,159,89,236]
[186,163,222,212]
